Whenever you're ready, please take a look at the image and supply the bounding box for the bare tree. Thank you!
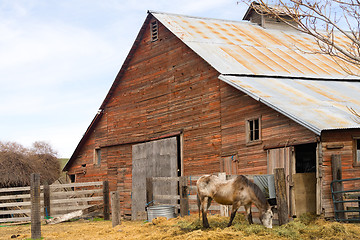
[0,141,60,187]
[242,0,360,75]
[241,0,360,120]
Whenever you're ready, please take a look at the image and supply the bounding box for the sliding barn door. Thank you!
[131,137,178,220]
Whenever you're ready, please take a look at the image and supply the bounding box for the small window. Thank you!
[246,117,261,144]
[69,174,75,183]
[94,148,101,166]
[355,139,360,166]
[151,21,158,42]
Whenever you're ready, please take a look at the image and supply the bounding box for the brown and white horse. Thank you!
[197,174,273,228]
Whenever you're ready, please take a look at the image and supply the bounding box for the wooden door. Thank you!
[267,147,295,215]
[293,172,316,215]
[131,137,178,220]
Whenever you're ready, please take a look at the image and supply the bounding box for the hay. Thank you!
[1,214,360,240]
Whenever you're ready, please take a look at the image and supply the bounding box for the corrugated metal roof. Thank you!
[220,75,360,133]
[151,11,360,133]
[151,11,360,79]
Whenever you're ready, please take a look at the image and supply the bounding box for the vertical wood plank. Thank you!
[146,178,154,206]
[103,181,110,220]
[111,191,121,227]
[218,173,229,217]
[274,168,289,225]
[331,154,344,220]
[316,142,323,216]
[31,173,41,239]
[179,176,189,217]
[43,182,51,218]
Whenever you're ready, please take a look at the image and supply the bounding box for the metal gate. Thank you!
[331,177,360,222]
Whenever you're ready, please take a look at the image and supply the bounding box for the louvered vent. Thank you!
[151,21,158,42]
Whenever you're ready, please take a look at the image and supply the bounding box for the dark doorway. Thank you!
[295,143,317,173]
[293,143,317,216]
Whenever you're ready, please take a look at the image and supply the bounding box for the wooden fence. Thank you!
[0,181,109,223]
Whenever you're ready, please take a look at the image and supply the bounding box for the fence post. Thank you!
[179,176,189,217]
[103,181,110,220]
[332,154,345,220]
[30,173,41,239]
[111,191,121,227]
[43,182,51,219]
[274,168,289,225]
[218,173,229,217]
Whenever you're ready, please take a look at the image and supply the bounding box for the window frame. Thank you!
[246,116,262,146]
[94,148,101,166]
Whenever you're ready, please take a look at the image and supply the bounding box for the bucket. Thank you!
[147,205,176,221]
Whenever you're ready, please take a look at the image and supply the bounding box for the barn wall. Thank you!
[321,129,360,218]
[219,81,318,175]
[66,17,223,217]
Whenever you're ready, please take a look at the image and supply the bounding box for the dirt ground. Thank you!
[1,214,360,240]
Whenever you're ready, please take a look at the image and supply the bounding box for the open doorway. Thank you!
[295,143,316,173]
[293,143,317,216]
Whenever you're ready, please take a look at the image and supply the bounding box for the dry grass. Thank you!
[1,214,360,240]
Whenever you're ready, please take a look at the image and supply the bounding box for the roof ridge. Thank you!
[148,10,248,24]
[221,73,360,82]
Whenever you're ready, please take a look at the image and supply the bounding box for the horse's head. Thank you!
[261,206,273,228]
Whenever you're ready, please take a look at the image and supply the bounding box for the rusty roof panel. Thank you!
[150,11,360,133]
[220,75,360,133]
[151,11,360,79]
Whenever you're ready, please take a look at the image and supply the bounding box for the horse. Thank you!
[196,174,273,228]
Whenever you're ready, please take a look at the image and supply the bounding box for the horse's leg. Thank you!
[227,203,240,227]
[201,196,210,228]
[245,203,253,224]
[197,194,201,221]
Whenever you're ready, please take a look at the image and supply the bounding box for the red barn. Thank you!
[64,6,360,220]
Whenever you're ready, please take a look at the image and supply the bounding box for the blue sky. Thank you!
[0,0,249,158]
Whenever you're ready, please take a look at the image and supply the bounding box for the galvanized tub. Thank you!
[147,205,176,221]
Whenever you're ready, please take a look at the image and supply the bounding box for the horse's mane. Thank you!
[237,175,268,207]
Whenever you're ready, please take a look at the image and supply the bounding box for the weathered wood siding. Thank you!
[219,81,318,175]
[67,17,223,217]
[321,129,360,217]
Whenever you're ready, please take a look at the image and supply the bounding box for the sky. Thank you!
[0,0,249,158]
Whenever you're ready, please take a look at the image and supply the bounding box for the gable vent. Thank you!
[151,20,158,42]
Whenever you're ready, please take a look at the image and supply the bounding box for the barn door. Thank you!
[131,137,178,220]
[267,147,295,215]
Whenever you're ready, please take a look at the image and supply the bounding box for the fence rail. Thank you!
[0,181,108,223]
[331,177,360,222]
